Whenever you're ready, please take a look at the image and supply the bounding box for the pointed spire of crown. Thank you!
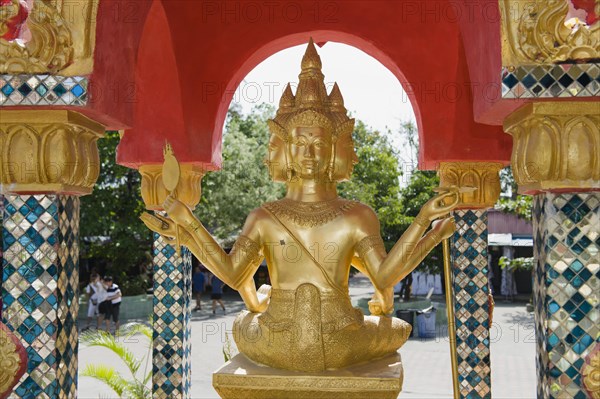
[269,38,354,143]
[328,83,345,113]
[278,83,295,112]
[301,37,322,71]
[295,37,328,109]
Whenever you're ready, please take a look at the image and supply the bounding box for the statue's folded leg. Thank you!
[233,310,314,371]
[323,316,411,370]
[233,311,271,366]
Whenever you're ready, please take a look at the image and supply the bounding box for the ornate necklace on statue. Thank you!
[263,198,357,227]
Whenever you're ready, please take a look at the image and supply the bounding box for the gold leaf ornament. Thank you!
[162,142,180,194]
[162,142,182,252]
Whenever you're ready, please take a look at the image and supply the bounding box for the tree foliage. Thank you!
[194,104,284,245]
[499,256,534,271]
[395,121,442,274]
[80,131,152,295]
[496,166,533,221]
[338,120,405,247]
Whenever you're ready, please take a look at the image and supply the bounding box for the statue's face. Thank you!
[289,126,332,181]
[332,133,358,181]
[266,134,286,182]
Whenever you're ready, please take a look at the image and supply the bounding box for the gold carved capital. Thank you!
[0,0,99,75]
[438,162,503,209]
[139,164,204,211]
[0,110,105,195]
[504,102,600,194]
[500,0,600,65]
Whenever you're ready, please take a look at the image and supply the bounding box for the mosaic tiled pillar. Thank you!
[504,101,599,398]
[138,163,203,398]
[1,194,80,399]
[152,232,193,399]
[532,193,599,399]
[439,162,501,399]
[451,209,492,399]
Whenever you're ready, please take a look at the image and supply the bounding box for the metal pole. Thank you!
[443,237,461,399]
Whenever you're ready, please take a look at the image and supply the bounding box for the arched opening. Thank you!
[229,41,416,147]
[213,32,422,166]
[189,40,433,398]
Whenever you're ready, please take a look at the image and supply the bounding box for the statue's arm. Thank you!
[353,206,428,291]
[187,209,270,312]
[355,191,458,291]
[149,224,267,313]
[184,209,265,290]
[141,203,265,292]
[352,256,395,315]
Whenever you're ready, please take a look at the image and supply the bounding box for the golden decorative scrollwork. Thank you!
[0,110,105,195]
[500,0,600,65]
[438,162,503,209]
[139,164,204,210]
[0,0,99,75]
[583,343,600,399]
[504,102,600,194]
[0,325,23,395]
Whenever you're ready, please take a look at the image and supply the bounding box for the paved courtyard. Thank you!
[78,274,536,398]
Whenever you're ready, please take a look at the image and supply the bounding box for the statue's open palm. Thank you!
[163,195,198,227]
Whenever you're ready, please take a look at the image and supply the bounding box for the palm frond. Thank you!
[81,364,128,397]
[119,322,153,341]
[142,371,152,386]
[80,330,142,376]
[123,380,152,399]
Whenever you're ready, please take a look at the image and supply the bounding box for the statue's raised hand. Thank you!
[420,188,460,221]
[164,195,197,227]
[140,212,191,245]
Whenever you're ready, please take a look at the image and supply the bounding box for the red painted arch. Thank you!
[116,0,190,169]
[212,31,424,168]
[105,1,512,170]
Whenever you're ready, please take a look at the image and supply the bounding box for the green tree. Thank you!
[80,131,152,295]
[194,104,284,245]
[338,120,405,248]
[496,166,532,221]
[395,121,442,274]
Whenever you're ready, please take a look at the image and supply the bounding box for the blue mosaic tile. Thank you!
[2,194,80,398]
[0,75,88,106]
[152,227,192,399]
[533,193,600,399]
[451,210,491,399]
[501,63,600,99]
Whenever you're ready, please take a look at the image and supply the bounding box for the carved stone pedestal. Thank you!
[213,353,404,399]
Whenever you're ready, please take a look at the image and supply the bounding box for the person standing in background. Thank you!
[192,266,205,311]
[103,276,122,333]
[83,273,102,330]
[210,274,226,315]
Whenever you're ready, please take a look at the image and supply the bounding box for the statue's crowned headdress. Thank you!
[268,38,355,181]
